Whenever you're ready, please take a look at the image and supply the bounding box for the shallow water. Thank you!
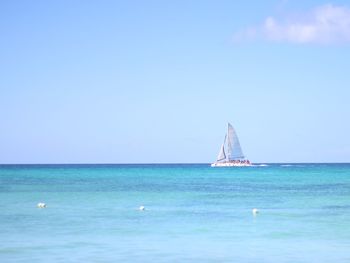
[1,164,350,262]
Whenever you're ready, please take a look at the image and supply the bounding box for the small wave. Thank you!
[252,164,268,167]
[280,164,292,167]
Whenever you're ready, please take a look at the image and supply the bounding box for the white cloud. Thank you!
[236,4,350,44]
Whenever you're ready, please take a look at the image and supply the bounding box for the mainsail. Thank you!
[226,123,245,160]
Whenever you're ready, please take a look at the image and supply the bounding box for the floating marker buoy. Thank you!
[252,208,259,215]
[37,203,47,208]
[139,206,145,211]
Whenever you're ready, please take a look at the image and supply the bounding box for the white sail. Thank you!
[226,123,244,160]
[216,135,226,162]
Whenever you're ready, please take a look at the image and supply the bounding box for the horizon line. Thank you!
[0,162,349,165]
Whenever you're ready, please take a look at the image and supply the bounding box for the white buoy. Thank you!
[252,208,259,215]
[139,206,145,211]
[37,203,47,208]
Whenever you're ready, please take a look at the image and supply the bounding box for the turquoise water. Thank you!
[1,164,350,262]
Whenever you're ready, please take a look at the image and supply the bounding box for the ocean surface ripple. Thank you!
[0,163,350,262]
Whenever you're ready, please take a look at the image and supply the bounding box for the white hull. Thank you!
[211,162,252,167]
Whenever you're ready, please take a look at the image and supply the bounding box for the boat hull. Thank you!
[211,162,252,167]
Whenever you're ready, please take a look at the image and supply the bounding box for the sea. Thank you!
[1,163,350,262]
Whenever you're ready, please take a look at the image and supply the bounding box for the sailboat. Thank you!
[211,123,251,167]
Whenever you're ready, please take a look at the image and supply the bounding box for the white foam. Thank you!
[251,164,268,167]
[37,202,46,208]
[139,206,145,211]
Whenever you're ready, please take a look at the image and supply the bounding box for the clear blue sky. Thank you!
[1,0,349,163]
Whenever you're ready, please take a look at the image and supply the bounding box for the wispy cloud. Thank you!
[235,4,350,44]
